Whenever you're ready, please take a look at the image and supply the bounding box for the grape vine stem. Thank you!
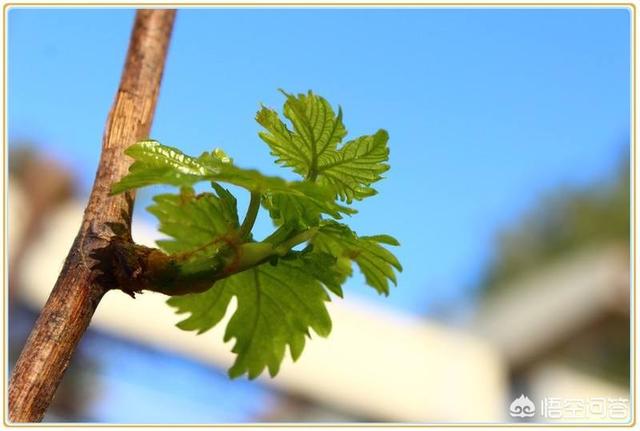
[8,10,176,422]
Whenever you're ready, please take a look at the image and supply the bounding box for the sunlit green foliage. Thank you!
[112,90,401,378]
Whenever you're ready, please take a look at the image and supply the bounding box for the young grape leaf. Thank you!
[262,192,347,228]
[150,185,336,378]
[110,90,402,379]
[167,259,332,379]
[256,90,347,179]
[279,248,349,297]
[142,185,240,295]
[111,139,351,219]
[313,221,402,296]
[149,184,239,255]
[257,90,390,202]
[316,129,389,202]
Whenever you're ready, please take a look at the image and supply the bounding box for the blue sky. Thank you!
[8,8,631,316]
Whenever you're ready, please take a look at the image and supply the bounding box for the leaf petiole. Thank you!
[274,227,318,255]
[239,191,261,240]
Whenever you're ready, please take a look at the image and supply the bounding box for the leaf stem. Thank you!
[275,227,319,255]
[239,191,261,240]
[306,166,318,182]
[124,226,320,297]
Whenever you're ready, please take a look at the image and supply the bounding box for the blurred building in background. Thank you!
[7,148,630,424]
[471,160,630,423]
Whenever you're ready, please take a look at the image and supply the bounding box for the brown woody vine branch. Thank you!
[8,10,176,422]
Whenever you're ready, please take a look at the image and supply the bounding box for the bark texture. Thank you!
[8,10,176,423]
